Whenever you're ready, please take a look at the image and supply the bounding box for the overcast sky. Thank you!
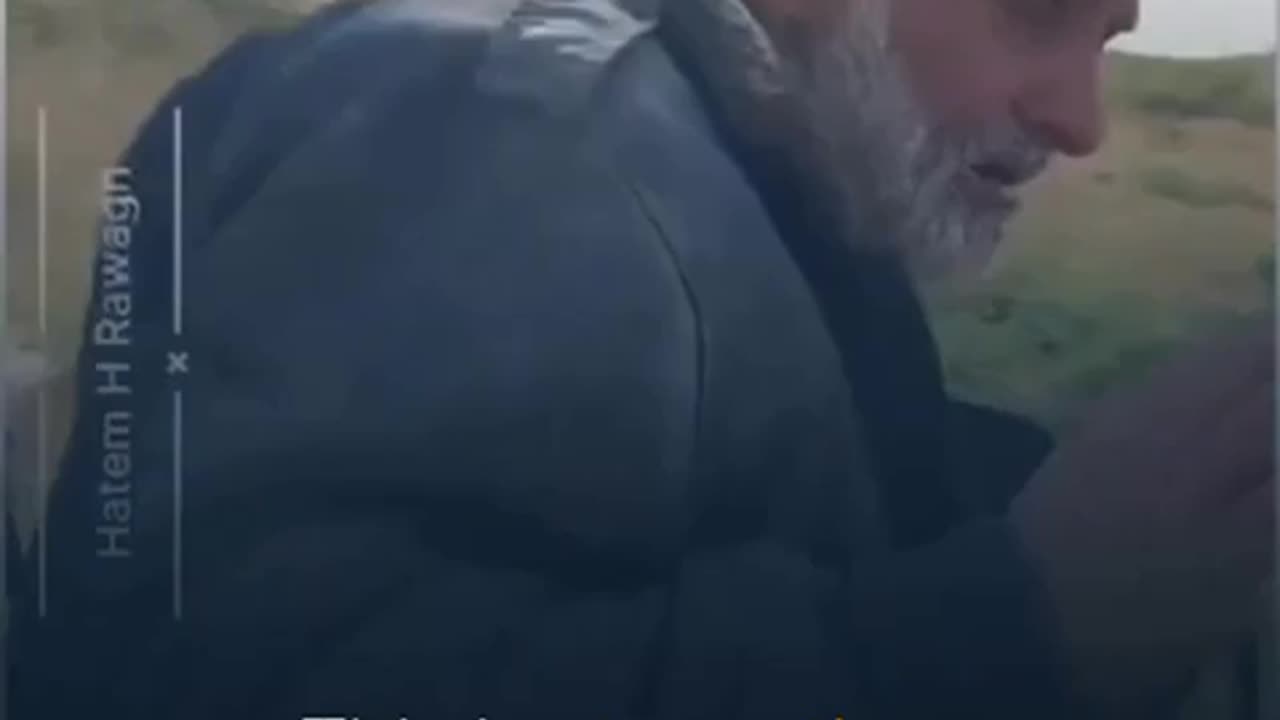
[1109,0,1276,56]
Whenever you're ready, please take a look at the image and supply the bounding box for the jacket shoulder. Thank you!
[255,0,661,114]
[473,0,659,112]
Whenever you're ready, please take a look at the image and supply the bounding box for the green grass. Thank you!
[932,282,1264,430]
[1104,51,1275,128]
[10,0,296,53]
[1139,165,1272,211]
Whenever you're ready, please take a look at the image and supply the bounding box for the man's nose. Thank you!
[1013,52,1107,158]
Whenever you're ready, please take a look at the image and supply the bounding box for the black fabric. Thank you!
[943,401,1055,514]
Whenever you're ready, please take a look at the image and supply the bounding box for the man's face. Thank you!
[892,0,1138,156]
[755,0,1139,276]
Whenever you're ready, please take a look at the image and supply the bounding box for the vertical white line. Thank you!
[172,106,184,620]
[0,0,10,710]
[172,390,182,620]
[1267,44,1280,720]
[1270,43,1279,720]
[35,106,48,620]
[172,106,183,337]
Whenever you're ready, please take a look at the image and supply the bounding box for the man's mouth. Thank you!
[971,161,1028,186]
[958,162,1028,212]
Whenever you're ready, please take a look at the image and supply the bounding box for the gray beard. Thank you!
[772,0,1033,280]
[662,0,1049,281]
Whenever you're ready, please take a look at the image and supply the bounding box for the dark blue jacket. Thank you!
[14,1,1070,718]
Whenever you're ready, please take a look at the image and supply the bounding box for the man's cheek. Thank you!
[910,50,1022,132]
[892,11,1021,127]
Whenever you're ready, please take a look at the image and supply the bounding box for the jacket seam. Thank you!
[618,178,706,489]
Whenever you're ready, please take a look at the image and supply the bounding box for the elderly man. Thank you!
[13,0,1273,719]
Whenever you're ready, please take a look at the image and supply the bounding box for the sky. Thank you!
[1109,0,1276,57]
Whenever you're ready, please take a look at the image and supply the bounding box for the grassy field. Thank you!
[7,0,296,355]
[4,4,1276,438]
